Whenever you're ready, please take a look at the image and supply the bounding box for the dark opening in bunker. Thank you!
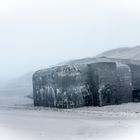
[133,90,140,102]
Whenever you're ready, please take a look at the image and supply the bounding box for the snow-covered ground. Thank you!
[0,89,140,140]
[0,108,140,140]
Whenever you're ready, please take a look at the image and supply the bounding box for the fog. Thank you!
[1,0,140,79]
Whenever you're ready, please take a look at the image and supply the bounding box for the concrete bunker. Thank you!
[32,57,140,108]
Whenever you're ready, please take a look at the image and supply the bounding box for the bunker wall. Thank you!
[88,62,118,106]
[117,64,133,103]
[33,65,90,108]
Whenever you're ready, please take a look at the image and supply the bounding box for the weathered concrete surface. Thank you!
[88,62,118,106]
[117,63,133,104]
[32,57,140,108]
[33,64,90,108]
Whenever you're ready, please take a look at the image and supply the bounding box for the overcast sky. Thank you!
[1,0,140,78]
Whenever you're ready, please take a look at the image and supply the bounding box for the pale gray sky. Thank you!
[1,0,140,78]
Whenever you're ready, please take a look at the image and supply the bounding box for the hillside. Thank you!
[0,72,34,107]
[98,45,140,60]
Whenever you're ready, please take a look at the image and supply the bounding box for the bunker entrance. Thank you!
[133,90,140,102]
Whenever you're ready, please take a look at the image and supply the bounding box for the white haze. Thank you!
[1,0,140,79]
